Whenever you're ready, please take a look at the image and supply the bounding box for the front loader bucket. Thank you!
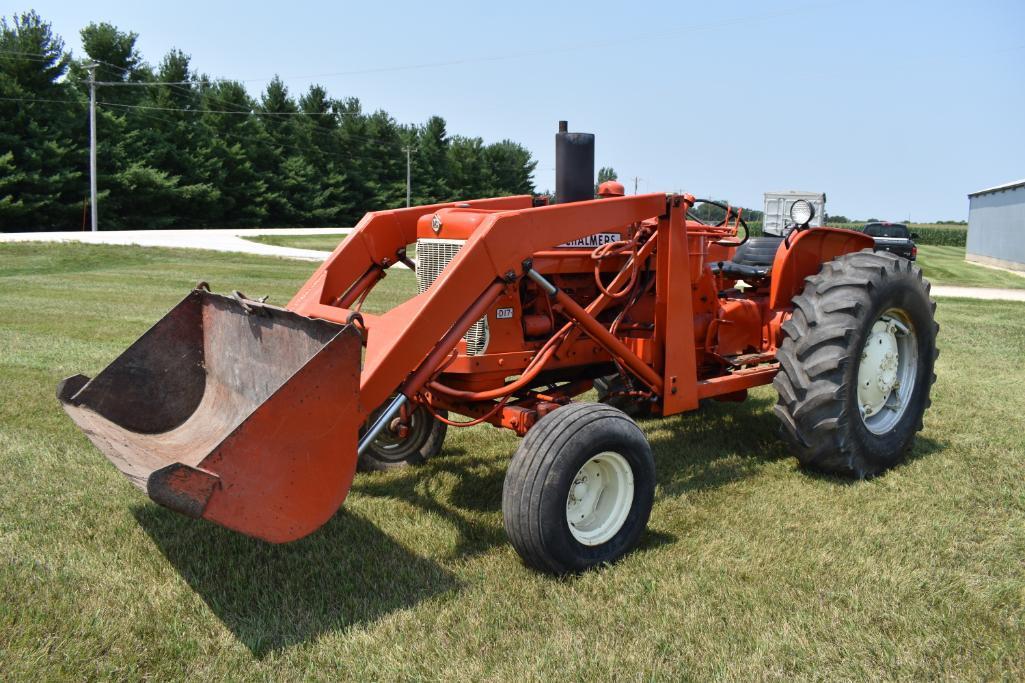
[58,289,363,543]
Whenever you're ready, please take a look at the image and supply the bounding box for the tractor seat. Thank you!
[712,235,785,280]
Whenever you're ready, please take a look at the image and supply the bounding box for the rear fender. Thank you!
[768,228,874,309]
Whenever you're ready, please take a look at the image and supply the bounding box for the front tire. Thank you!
[502,403,655,574]
[773,249,938,477]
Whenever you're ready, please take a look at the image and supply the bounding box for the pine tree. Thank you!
[597,166,617,183]
[484,140,536,197]
[196,80,269,226]
[131,50,219,227]
[297,84,353,224]
[1,10,538,230]
[447,135,491,199]
[411,115,450,203]
[0,11,83,230]
[257,76,304,225]
[76,22,162,228]
[363,111,406,212]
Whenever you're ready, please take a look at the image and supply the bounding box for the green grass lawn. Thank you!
[916,245,1025,289]
[243,233,417,260]
[2,242,1024,679]
[243,233,350,252]
[827,222,968,232]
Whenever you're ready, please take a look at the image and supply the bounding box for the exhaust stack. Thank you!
[555,120,595,204]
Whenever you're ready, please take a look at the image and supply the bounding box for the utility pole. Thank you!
[402,145,417,208]
[86,63,99,232]
[633,176,642,195]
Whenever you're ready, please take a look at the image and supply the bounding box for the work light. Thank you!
[790,199,814,226]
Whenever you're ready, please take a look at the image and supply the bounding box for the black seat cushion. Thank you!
[731,235,784,267]
[711,235,785,280]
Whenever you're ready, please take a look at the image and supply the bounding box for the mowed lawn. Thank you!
[2,242,1024,679]
[244,233,351,252]
[916,245,1025,289]
[244,232,417,260]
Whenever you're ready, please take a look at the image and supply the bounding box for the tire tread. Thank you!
[772,249,938,477]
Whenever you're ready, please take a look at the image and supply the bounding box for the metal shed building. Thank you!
[966,179,1025,272]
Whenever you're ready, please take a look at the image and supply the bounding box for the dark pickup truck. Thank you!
[862,222,918,260]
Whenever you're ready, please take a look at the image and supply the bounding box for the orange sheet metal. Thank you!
[768,227,874,309]
[59,291,363,543]
[304,194,668,416]
[656,198,700,415]
[289,195,534,323]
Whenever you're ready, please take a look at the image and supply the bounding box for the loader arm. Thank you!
[288,195,534,321]
[291,194,669,416]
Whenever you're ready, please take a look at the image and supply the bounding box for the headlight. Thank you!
[790,199,814,226]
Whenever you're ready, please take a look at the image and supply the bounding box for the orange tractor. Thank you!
[59,122,938,574]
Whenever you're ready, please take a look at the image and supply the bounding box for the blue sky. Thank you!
[25,0,1025,221]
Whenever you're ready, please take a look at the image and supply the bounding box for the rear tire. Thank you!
[773,249,938,477]
[502,403,655,574]
[358,403,447,472]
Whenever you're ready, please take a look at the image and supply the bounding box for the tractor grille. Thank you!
[415,238,489,356]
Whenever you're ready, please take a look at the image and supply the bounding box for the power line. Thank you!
[0,93,422,181]
[115,100,378,165]
[96,100,353,116]
[82,59,364,120]
[0,52,62,63]
[94,80,222,86]
[0,93,416,154]
[95,98,414,152]
[0,48,66,59]
[88,57,285,120]
[0,95,86,106]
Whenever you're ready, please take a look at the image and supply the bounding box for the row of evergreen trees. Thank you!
[0,11,537,231]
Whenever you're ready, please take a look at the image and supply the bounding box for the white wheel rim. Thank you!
[565,451,634,546]
[857,308,918,434]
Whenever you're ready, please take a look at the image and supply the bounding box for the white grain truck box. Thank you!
[763,191,826,236]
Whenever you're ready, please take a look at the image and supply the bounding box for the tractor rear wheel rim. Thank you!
[857,308,918,435]
[565,451,634,546]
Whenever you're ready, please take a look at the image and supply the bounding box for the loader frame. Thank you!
[288,193,872,439]
[57,188,876,547]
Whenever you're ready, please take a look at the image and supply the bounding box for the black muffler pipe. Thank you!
[555,120,594,204]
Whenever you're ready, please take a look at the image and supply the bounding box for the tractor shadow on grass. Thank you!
[352,447,680,564]
[142,393,949,653]
[351,449,509,560]
[134,505,459,657]
[644,394,791,496]
[342,399,791,564]
[798,433,947,484]
[346,396,794,563]
[346,394,948,565]
[645,393,947,493]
